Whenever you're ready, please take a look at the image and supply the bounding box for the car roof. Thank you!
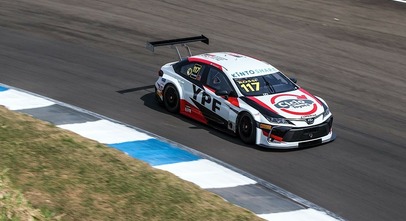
[189,52,280,78]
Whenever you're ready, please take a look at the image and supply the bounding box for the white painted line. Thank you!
[0,89,54,110]
[58,119,153,144]
[258,208,340,221]
[154,159,257,189]
[393,0,406,3]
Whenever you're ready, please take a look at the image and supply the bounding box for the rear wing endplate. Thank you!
[146,35,209,60]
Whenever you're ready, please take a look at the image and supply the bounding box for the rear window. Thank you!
[174,60,205,81]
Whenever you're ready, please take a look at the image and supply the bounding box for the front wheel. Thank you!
[238,112,256,144]
[163,84,180,113]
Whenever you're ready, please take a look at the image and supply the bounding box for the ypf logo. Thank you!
[271,94,317,115]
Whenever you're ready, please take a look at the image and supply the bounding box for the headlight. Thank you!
[265,116,289,124]
[323,107,330,118]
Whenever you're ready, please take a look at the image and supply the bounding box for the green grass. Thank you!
[0,106,263,221]
[0,169,46,221]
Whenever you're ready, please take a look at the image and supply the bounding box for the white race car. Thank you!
[148,36,335,148]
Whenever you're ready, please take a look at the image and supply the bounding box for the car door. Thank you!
[202,67,237,130]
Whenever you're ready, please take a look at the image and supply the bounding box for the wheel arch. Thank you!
[236,107,261,125]
[236,110,251,125]
[162,76,184,100]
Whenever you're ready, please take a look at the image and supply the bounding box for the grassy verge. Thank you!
[0,169,46,221]
[0,106,263,221]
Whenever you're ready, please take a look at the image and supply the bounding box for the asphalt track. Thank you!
[0,1,405,220]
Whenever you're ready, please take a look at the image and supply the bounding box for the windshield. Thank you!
[234,72,297,96]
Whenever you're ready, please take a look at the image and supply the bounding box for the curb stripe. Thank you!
[258,208,340,221]
[208,184,303,214]
[110,139,200,166]
[0,89,54,110]
[17,104,100,125]
[0,86,8,91]
[58,120,153,144]
[154,159,257,189]
[0,83,344,221]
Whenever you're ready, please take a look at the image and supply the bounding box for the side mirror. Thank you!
[290,78,297,83]
[215,90,230,96]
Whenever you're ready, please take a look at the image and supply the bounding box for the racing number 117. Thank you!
[240,82,259,92]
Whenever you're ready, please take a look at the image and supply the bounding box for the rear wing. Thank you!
[146,35,209,60]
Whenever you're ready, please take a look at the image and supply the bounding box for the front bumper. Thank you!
[257,117,336,149]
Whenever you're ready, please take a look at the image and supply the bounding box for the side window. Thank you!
[206,68,232,92]
[179,63,205,81]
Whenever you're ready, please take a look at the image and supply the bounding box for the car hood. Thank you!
[245,88,325,119]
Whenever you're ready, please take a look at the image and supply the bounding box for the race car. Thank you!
[148,35,335,148]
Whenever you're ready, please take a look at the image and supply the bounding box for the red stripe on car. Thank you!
[179,99,207,124]
[228,97,240,107]
[281,103,318,115]
[188,57,223,70]
[299,88,322,105]
[262,130,283,141]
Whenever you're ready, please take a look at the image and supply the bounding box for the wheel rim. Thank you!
[240,116,252,137]
[166,87,178,108]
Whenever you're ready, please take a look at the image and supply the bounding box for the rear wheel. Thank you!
[238,112,256,144]
[163,84,180,113]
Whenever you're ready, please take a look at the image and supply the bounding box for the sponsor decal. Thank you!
[231,67,278,78]
[271,94,317,116]
[275,99,313,109]
[180,100,207,124]
[301,114,316,119]
[187,64,202,80]
[157,82,164,91]
[192,85,222,112]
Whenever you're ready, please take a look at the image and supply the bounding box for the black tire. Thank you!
[163,84,180,113]
[238,112,256,144]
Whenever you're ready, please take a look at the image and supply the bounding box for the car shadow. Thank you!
[140,92,320,152]
[140,91,168,114]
